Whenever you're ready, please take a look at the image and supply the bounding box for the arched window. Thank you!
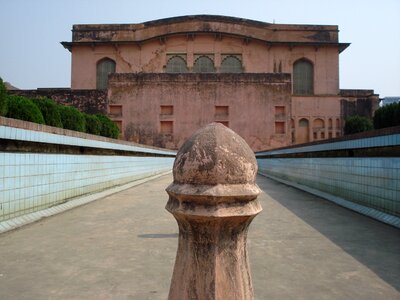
[293,59,313,95]
[220,56,242,73]
[193,56,215,73]
[166,56,188,73]
[299,118,309,127]
[96,58,116,90]
[313,118,324,129]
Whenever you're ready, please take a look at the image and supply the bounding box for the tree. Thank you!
[84,113,101,135]
[6,95,45,124]
[32,97,63,128]
[373,102,400,129]
[0,77,7,116]
[96,114,120,139]
[344,115,373,135]
[58,105,86,132]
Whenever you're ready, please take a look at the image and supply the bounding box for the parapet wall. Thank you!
[256,126,400,228]
[0,117,175,227]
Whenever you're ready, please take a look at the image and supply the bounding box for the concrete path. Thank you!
[0,174,399,300]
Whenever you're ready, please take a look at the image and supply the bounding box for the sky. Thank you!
[0,0,399,98]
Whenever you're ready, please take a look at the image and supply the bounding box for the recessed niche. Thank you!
[109,105,122,117]
[160,105,173,115]
[275,106,285,118]
[160,121,173,134]
[215,106,229,116]
[275,121,285,134]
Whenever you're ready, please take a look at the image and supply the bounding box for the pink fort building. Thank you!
[59,15,378,151]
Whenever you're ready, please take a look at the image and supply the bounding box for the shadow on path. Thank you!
[257,175,400,291]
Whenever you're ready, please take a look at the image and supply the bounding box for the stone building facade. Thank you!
[60,15,378,150]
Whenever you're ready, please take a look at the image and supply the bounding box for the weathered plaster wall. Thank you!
[108,73,291,151]
[69,16,339,43]
[65,16,344,90]
[70,35,340,94]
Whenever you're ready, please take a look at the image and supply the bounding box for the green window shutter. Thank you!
[293,60,313,95]
[220,56,243,73]
[166,56,189,73]
[96,59,116,90]
[193,56,215,73]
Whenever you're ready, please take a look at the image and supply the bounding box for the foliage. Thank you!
[96,114,120,139]
[344,115,373,135]
[58,105,86,132]
[373,102,400,129]
[84,113,102,135]
[3,87,119,139]
[6,95,45,124]
[32,97,63,128]
[0,77,7,116]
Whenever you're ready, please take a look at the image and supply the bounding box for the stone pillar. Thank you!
[166,123,262,300]
[309,118,314,142]
[294,117,299,144]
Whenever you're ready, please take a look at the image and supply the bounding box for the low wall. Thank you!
[256,127,400,228]
[0,117,175,223]
[8,89,107,114]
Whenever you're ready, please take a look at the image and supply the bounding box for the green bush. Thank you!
[373,102,400,129]
[96,114,120,139]
[344,115,373,135]
[6,95,45,124]
[0,77,7,116]
[32,97,63,128]
[58,105,86,132]
[84,113,101,135]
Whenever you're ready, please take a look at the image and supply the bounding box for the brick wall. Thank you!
[340,89,380,119]
[8,89,107,114]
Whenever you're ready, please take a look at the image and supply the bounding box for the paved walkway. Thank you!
[0,174,399,300]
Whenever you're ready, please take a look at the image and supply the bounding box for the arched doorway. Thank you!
[297,118,309,144]
[313,118,325,140]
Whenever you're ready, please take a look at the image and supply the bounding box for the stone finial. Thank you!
[166,123,262,300]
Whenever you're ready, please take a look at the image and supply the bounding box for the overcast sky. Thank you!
[0,0,399,97]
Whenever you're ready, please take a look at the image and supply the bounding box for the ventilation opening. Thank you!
[215,106,229,116]
[160,121,173,134]
[160,105,173,115]
[275,122,285,134]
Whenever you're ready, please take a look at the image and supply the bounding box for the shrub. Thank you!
[373,102,400,129]
[58,105,86,132]
[0,77,7,116]
[32,97,63,128]
[96,114,120,139]
[344,115,373,135]
[84,113,101,135]
[6,95,45,124]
